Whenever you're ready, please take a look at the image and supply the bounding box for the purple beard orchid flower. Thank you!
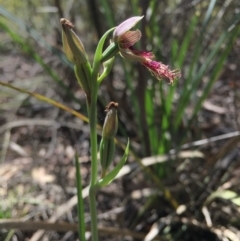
[113,16,181,84]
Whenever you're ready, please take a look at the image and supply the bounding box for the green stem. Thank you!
[88,83,99,240]
[87,26,114,241]
[89,186,98,240]
[75,154,86,241]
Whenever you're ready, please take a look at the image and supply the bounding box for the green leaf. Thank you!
[145,85,158,153]
[204,190,240,207]
[176,14,198,67]
[92,27,115,84]
[96,138,130,189]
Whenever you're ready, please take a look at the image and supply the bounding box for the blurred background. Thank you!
[0,0,240,240]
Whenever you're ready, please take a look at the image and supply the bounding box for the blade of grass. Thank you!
[176,14,198,68]
[0,81,88,123]
[174,11,240,130]
[100,0,115,28]
[174,0,218,128]
[162,15,198,135]
[4,230,15,241]
[175,13,240,146]
[145,85,157,154]
[122,62,143,143]
[189,21,240,125]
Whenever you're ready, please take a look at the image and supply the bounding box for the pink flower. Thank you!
[113,16,181,84]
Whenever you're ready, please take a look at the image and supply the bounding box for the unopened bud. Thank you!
[60,18,92,100]
[60,18,88,65]
[100,102,118,177]
[102,102,118,139]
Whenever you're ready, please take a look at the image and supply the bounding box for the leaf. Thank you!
[96,138,130,189]
[204,190,240,207]
[0,81,89,123]
[92,27,115,83]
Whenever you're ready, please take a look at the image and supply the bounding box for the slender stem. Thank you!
[88,84,99,241]
[75,154,86,241]
[89,186,98,240]
[88,91,98,185]
[87,27,114,239]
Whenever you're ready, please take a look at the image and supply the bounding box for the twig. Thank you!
[9,141,29,157]
[0,219,162,240]
[172,131,240,151]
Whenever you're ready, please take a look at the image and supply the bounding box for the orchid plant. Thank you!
[60,16,180,241]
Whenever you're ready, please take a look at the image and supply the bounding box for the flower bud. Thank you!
[60,18,92,100]
[60,18,88,65]
[102,102,118,139]
[100,102,118,177]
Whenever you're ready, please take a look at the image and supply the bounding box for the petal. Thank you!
[119,48,146,62]
[129,47,155,59]
[113,16,144,39]
[118,30,142,48]
[119,46,154,62]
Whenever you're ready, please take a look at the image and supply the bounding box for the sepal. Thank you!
[98,56,115,84]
